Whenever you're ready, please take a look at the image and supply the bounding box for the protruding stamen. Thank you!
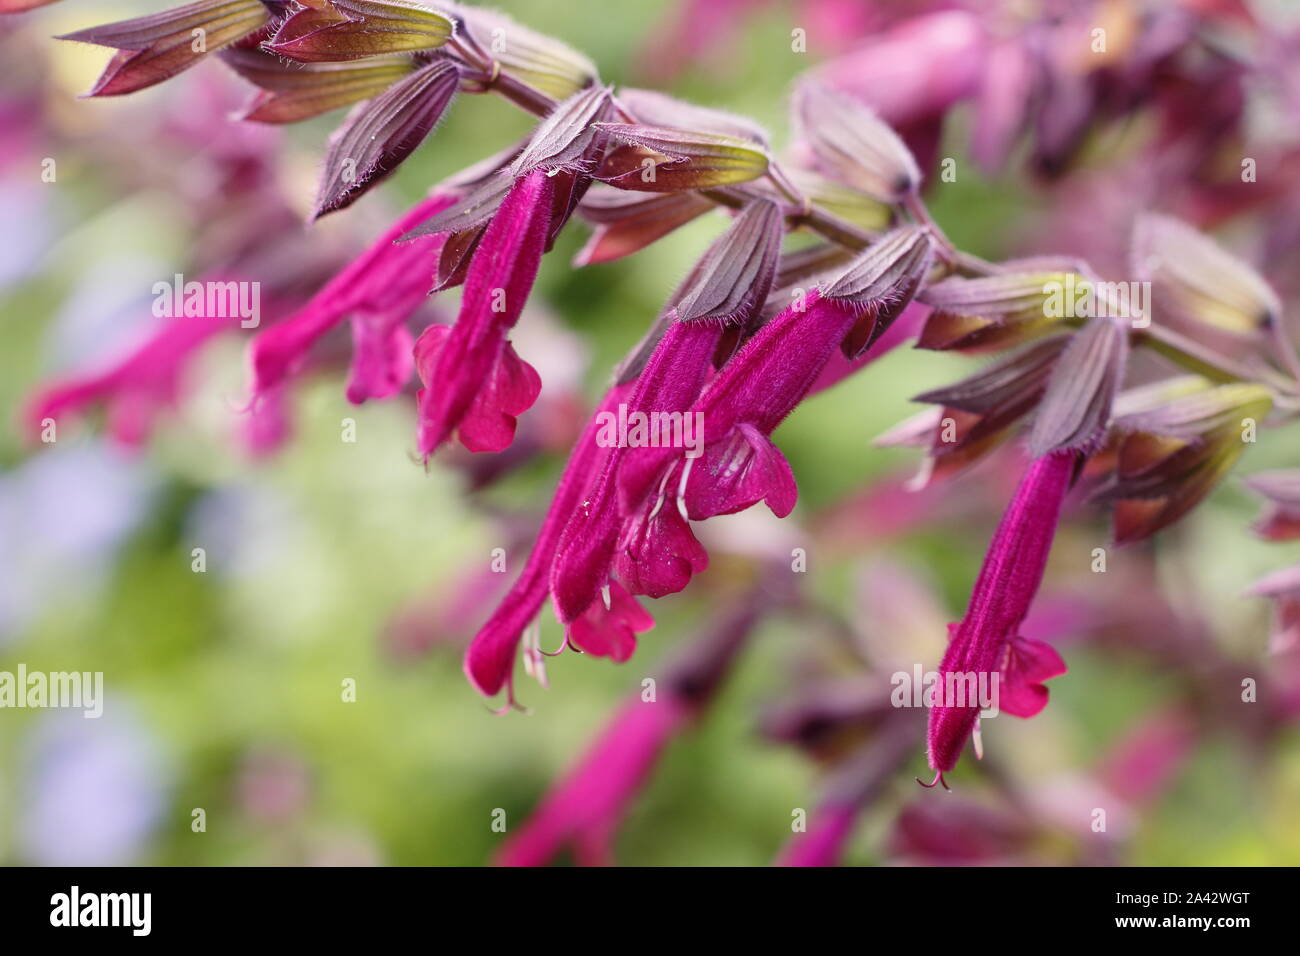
[916,771,951,791]
[521,620,549,688]
[676,455,695,522]
[489,675,532,716]
[646,466,675,522]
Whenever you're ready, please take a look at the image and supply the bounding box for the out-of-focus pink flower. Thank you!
[776,715,917,867]
[778,802,858,868]
[498,695,689,867]
[817,10,985,127]
[498,598,762,866]
[887,796,1033,865]
[26,293,283,454]
[636,0,765,84]
[249,191,457,407]
[1097,708,1198,807]
[1247,564,1300,656]
[1246,471,1300,542]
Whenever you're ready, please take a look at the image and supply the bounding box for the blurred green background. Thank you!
[1,0,1299,866]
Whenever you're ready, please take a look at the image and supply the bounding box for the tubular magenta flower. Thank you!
[415,169,554,457]
[249,191,458,407]
[30,282,292,455]
[463,383,634,699]
[924,451,1074,786]
[551,291,855,624]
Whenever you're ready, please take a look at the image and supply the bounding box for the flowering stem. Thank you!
[470,65,1295,410]
[766,160,811,216]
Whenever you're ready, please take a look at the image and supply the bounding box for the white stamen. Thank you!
[646,466,675,522]
[601,584,611,610]
[676,455,695,522]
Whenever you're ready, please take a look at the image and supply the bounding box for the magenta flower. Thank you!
[28,285,287,455]
[27,315,227,449]
[552,291,859,625]
[462,383,634,699]
[549,318,723,620]
[414,169,554,456]
[249,191,457,407]
[924,451,1074,786]
[549,221,931,640]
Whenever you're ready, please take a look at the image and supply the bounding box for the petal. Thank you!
[456,340,542,454]
[566,582,655,662]
[997,634,1067,718]
[616,488,709,598]
[345,309,414,403]
[686,422,798,519]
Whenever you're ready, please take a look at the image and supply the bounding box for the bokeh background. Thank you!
[1,0,1299,866]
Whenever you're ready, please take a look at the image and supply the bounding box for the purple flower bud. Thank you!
[58,0,274,97]
[918,270,1081,352]
[1027,316,1129,457]
[314,58,460,218]
[1098,379,1273,545]
[263,0,453,63]
[449,3,596,100]
[792,80,921,202]
[573,188,713,266]
[594,123,770,193]
[1133,213,1282,354]
[221,47,417,124]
